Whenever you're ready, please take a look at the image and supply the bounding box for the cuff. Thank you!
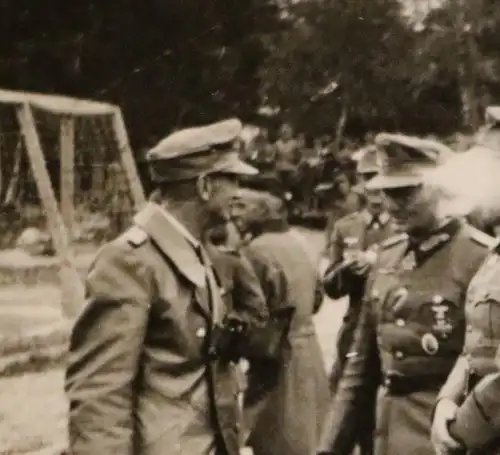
[449,394,497,449]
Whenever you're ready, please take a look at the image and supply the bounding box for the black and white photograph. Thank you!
[1,1,500,455]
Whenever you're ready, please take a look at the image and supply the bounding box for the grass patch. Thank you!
[0,324,70,378]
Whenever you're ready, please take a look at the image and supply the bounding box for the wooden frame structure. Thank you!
[0,88,146,319]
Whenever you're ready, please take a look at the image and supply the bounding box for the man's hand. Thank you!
[431,399,462,455]
[346,250,376,276]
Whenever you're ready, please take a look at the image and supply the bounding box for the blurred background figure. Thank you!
[231,186,329,455]
[275,123,301,191]
[320,144,395,455]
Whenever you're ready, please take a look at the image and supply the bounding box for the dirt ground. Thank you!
[0,227,347,455]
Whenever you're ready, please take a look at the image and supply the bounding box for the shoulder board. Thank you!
[466,226,497,249]
[381,232,408,249]
[123,225,148,247]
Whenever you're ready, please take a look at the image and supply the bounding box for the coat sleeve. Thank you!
[448,372,500,449]
[232,251,269,328]
[322,223,367,300]
[317,298,381,455]
[243,246,288,313]
[436,355,469,404]
[66,241,153,455]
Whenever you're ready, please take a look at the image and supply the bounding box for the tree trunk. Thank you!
[333,96,349,154]
[455,0,481,132]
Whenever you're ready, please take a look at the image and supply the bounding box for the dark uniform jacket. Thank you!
[206,244,268,329]
[66,203,241,455]
[245,225,329,455]
[442,241,500,453]
[323,192,363,257]
[318,219,491,455]
[322,210,396,455]
[323,209,395,301]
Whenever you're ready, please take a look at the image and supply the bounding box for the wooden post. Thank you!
[17,103,85,320]
[60,116,75,238]
[111,108,146,210]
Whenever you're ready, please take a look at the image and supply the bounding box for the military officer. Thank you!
[65,119,261,455]
[321,145,397,455]
[317,133,492,455]
[429,123,500,455]
[322,144,396,301]
[431,241,500,455]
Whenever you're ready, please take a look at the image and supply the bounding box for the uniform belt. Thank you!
[382,372,449,396]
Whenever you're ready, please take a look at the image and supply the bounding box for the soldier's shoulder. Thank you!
[380,232,408,250]
[89,227,149,272]
[462,223,497,250]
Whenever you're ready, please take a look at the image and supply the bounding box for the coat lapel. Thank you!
[133,203,212,318]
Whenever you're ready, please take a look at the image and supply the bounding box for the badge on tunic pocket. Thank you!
[421,333,439,355]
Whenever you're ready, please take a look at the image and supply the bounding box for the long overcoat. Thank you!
[245,224,330,455]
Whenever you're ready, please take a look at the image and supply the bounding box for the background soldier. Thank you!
[66,118,259,455]
[321,145,396,455]
[317,133,491,455]
[232,187,329,455]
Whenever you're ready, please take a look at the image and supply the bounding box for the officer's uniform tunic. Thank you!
[318,219,491,455]
[66,117,259,455]
[438,241,500,454]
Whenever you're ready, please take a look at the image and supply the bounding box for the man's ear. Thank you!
[196,174,212,202]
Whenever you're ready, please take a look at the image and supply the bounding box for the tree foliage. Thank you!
[0,1,280,147]
[1,0,500,146]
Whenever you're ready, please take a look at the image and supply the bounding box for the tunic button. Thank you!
[396,318,405,327]
[395,351,404,359]
[433,295,444,304]
[196,327,206,338]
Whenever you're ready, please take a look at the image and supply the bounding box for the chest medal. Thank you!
[421,332,439,355]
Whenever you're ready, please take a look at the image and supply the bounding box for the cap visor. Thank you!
[219,159,258,176]
[366,174,422,190]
